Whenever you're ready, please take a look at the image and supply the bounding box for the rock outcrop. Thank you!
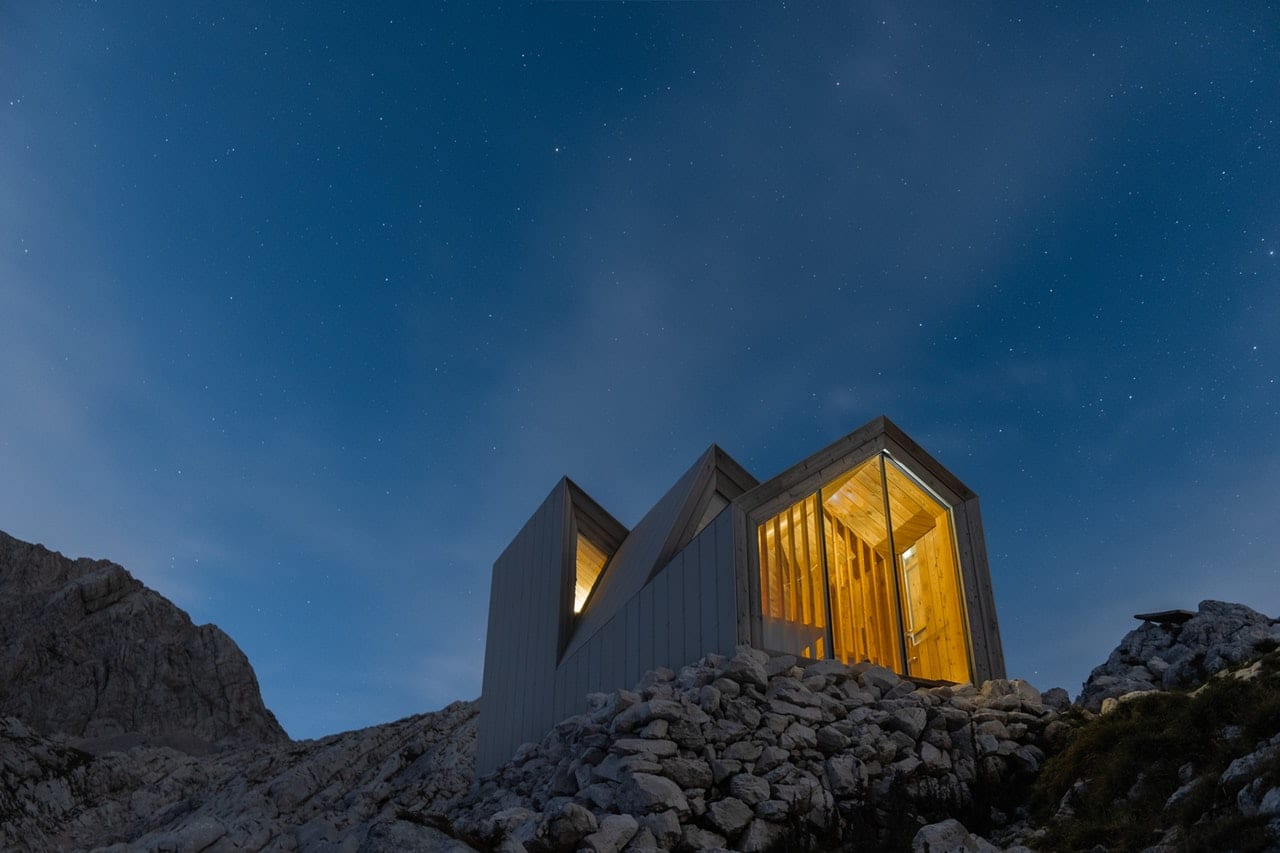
[1077,600,1280,712]
[0,530,287,749]
[0,702,478,851]
[443,648,1063,851]
[3,526,1279,851]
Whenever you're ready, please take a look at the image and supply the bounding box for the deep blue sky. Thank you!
[2,3,1276,739]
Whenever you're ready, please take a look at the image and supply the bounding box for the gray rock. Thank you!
[805,658,851,680]
[1041,687,1071,712]
[546,802,597,849]
[612,738,678,758]
[710,758,742,784]
[859,665,902,693]
[885,706,929,740]
[722,740,763,762]
[912,818,1000,852]
[778,722,816,751]
[706,796,753,838]
[1221,734,1280,789]
[639,809,681,849]
[722,651,769,691]
[768,697,824,724]
[753,799,790,822]
[582,814,639,853]
[662,756,712,790]
[681,824,728,850]
[754,745,789,775]
[620,826,657,851]
[698,685,722,714]
[816,724,851,753]
[728,773,771,806]
[617,772,690,816]
[738,817,786,852]
[920,741,951,774]
[824,754,867,796]
[764,654,798,677]
[638,719,669,739]
[1078,600,1279,710]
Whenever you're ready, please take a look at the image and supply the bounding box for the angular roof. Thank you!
[562,445,756,659]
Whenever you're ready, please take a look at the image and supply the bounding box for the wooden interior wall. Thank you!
[823,513,902,670]
[552,507,736,725]
[757,493,827,659]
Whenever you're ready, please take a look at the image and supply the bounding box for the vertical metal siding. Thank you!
[652,570,669,669]
[638,584,654,675]
[670,553,688,667]
[699,517,719,657]
[625,596,640,689]
[716,510,738,655]
[475,483,570,776]
[683,548,700,662]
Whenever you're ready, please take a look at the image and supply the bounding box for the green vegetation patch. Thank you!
[1032,650,1280,852]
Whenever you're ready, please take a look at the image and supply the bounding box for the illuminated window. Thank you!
[757,493,827,659]
[756,453,971,682]
[573,534,610,613]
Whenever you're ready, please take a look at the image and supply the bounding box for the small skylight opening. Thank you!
[574,534,609,613]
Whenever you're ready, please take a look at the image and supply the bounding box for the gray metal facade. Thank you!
[477,416,1005,776]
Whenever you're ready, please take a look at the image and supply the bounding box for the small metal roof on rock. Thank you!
[1134,609,1196,625]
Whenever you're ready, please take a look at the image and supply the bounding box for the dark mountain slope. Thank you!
[0,529,286,750]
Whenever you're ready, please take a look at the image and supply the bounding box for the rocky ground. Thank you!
[0,703,477,851]
[1077,599,1280,712]
[442,650,1066,852]
[2,528,1279,851]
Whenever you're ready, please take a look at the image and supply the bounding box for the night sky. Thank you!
[2,3,1277,740]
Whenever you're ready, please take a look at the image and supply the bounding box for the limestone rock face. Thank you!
[1077,600,1280,711]
[0,529,286,748]
[0,701,479,851]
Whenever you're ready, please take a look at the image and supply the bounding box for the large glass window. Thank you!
[821,457,903,672]
[757,453,971,682]
[757,493,827,659]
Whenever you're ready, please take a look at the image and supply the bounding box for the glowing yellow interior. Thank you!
[757,454,970,682]
[573,534,609,613]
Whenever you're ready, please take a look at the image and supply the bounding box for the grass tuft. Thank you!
[1031,650,1280,852]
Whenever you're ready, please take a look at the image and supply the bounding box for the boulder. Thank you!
[582,814,638,853]
[912,818,1000,852]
